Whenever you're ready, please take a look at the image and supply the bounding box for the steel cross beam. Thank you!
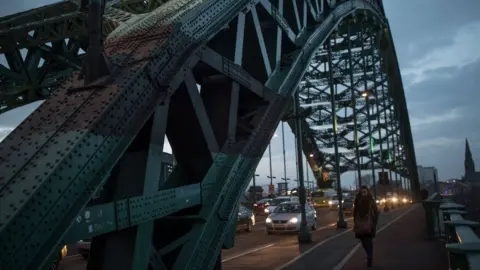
[0,0,415,269]
[0,0,147,113]
[298,19,401,186]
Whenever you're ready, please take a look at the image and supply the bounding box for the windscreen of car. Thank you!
[312,191,324,197]
[274,203,301,213]
[270,198,290,206]
[239,205,250,213]
[257,199,271,204]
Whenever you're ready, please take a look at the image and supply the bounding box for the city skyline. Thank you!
[1,0,479,189]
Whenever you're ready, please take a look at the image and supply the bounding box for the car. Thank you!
[237,204,256,232]
[265,202,317,234]
[264,196,299,215]
[253,198,272,215]
[76,239,91,260]
[342,198,354,214]
[50,245,68,269]
[328,195,345,211]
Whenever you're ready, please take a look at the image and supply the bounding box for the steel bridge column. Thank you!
[347,23,363,188]
[327,40,347,229]
[361,25,377,198]
[370,30,386,195]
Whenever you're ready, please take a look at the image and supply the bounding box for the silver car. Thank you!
[265,202,317,234]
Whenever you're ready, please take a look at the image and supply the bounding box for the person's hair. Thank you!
[355,186,371,200]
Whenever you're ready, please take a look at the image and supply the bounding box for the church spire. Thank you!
[465,138,475,176]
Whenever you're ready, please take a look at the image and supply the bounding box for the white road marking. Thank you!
[331,204,419,270]
[276,205,417,270]
[222,243,275,262]
[227,216,355,261]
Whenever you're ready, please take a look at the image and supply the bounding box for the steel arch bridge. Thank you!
[0,0,420,269]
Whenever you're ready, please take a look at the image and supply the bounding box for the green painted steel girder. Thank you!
[0,1,149,113]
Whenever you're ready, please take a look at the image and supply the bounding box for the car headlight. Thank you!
[381,199,386,203]
[402,198,407,203]
[392,197,398,203]
[264,208,269,213]
[376,200,380,203]
[266,218,272,223]
[328,201,333,205]
[289,217,298,223]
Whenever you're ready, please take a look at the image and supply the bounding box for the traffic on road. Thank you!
[58,192,412,270]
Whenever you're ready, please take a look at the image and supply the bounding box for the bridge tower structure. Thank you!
[0,0,420,269]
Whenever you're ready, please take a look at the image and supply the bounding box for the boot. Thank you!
[367,257,372,267]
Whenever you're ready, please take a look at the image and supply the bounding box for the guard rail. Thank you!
[423,187,480,270]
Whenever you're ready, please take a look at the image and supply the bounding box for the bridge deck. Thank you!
[59,205,449,270]
[280,205,448,270]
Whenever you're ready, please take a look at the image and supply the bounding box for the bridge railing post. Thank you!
[441,184,480,270]
[422,193,442,239]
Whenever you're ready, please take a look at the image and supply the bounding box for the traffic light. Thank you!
[378,172,389,185]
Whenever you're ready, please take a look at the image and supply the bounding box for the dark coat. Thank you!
[353,195,379,239]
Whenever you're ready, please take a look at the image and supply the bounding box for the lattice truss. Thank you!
[0,1,415,270]
[0,0,163,113]
[297,20,408,183]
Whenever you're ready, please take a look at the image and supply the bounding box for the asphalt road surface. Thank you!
[58,208,342,269]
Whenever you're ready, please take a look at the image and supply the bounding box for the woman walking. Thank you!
[353,186,379,267]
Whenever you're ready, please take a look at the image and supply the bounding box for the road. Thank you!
[58,208,342,269]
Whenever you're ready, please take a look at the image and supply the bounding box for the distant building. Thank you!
[464,138,480,182]
[417,165,438,186]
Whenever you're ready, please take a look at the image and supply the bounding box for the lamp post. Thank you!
[293,90,312,243]
[281,121,289,196]
[267,176,276,196]
[307,153,314,190]
[362,90,377,199]
[252,174,260,202]
[327,41,347,229]
[281,177,290,196]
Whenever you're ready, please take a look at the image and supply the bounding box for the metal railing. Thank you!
[422,183,480,270]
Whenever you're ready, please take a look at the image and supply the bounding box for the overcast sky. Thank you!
[0,0,479,190]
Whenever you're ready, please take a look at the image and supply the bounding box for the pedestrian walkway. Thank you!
[339,205,448,270]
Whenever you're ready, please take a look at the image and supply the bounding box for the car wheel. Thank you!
[82,254,89,260]
[265,229,272,235]
[245,220,252,232]
[311,219,317,231]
